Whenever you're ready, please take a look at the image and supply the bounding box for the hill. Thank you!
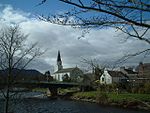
[0,68,45,82]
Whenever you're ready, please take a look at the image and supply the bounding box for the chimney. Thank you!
[120,66,125,71]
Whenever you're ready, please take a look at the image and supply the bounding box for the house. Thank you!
[137,62,150,78]
[100,69,127,84]
[120,67,138,79]
[51,51,83,81]
[120,64,150,86]
[131,62,150,85]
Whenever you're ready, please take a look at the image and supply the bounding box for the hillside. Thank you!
[0,68,45,82]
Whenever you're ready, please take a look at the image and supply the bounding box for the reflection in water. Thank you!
[0,92,149,113]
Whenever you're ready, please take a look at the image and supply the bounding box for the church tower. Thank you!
[57,50,63,71]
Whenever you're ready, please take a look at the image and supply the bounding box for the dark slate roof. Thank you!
[108,71,126,77]
[124,69,137,74]
[54,68,77,74]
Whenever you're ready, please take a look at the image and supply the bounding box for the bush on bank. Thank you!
[72,91,150,102]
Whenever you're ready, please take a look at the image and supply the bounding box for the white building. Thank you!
[51,51,83,81]
[100,69,127,84]
[52,67,83,81]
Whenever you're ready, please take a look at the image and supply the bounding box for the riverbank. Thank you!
[1,97,149,113]
[70,91,150,111]
[31,88,150,111]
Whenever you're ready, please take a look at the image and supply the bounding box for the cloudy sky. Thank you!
[0,1,149,73]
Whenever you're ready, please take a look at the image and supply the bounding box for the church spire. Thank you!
[57,50,63,70]
[57,50,61,62]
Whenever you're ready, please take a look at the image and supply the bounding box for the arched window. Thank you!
[102,77,105,82]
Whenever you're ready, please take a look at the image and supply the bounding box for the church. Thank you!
[51,51,83,81]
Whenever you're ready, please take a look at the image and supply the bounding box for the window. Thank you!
[102,77,105,82]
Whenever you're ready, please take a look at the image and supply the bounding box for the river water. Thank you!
[0,92,149,113]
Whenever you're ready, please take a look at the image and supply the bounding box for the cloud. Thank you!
[0,5,149,73]
[0,5,30,24]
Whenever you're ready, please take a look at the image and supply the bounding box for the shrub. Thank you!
[144,82,150,94]
[131,87,138,93]
[96,92,108,104]
[138,88,145,94]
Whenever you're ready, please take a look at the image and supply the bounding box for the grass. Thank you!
[59,88,77,93]
[32,87,79,94]
[108,93,150,102]
[73,91,97,99]
[32,88,47,92]
[32,88,150,103]
[73,91,150,102]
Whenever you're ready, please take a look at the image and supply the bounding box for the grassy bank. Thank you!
[72,91,150,102]
[71,91,150,110]
[32,88,47,92]
[108,93,150,102]
[32,87,79,94]
[32,88,150,102]
[31,88,150,110]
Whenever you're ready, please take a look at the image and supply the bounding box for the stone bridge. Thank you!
[0,81,88,97]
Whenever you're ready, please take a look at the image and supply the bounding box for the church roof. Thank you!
[54,67,78,74]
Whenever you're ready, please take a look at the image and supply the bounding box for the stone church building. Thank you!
[52,51,83,81]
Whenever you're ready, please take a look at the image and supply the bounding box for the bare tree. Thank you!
[0,25,43,113]
[39,0,150,59]
[80,58,106,80]
[39,0,150,39]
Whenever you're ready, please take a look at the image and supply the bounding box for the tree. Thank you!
[143,82,150,93]
[39,0,150,60]
[44,71,53,81]
[81,58,105,80]
[62,74,71,82]
[0,25,43,113]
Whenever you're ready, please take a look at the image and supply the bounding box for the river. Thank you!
[0,92,149,113]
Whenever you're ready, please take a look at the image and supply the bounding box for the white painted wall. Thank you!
[52,72,70,81]
[100,70,112,84]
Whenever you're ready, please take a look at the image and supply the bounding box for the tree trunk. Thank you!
[5,88,10,113]
[5,72,11,113]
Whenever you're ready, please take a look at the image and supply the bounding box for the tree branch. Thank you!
[59,0,150,28]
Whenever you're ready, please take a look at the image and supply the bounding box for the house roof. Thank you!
[142,63,150,66]
[108,71,126,77]
[124,69,137,74]
[54,67,78,74]
[137,63,150,78]
[140,63,150,69]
